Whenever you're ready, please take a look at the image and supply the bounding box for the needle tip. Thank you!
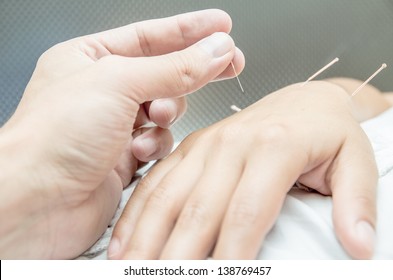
[230,105,242,112]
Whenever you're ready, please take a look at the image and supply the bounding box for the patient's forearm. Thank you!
[326,78,391,122]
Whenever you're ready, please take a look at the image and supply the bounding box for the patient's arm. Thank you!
[326,77,391,121]
[383,92,393,105]
[110,79,389,260]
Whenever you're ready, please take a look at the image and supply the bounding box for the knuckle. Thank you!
[175,12,197,42]
[134,176,155,198]
[135,23,152,56]
[36,42,67,71]
[213,123,245,146]
[148,186,170,206]
[227,199,260,227]
[145,182,174,210]
[177,201,210,228]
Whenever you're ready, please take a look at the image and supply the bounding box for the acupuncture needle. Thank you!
[351,63,387,97]
[231,62,245,93]
[301,57,339,87]
[230,57,340,113]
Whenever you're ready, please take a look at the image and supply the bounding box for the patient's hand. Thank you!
[110,81,380,260]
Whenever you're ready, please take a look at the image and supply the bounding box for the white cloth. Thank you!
[79,108,393,260]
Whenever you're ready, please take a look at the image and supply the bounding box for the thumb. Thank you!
[331,135,378,259]
[95,32,237,103]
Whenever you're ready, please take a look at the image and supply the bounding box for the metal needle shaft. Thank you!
[231,62,245,93]
[301,57,339,87]
[351,63,387,97]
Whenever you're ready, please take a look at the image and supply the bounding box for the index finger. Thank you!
[90,9,232,58]
[213,143,306,259]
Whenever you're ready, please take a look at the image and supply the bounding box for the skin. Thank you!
[0,9,245,259]
[110,79,392,260]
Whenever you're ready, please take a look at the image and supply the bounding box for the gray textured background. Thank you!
[1,0,393,140]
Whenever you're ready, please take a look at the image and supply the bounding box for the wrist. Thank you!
[325,78,391,122]
[0,125,51,258]
[268,80,355,115]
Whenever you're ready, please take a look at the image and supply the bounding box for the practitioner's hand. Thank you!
[111,81,379,260]
[0,9,245,259]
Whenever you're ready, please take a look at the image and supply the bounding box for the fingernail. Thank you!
[108,237,120,258]
[160,99,177,125]
[139,137,157,158]
[355,221,376,257]
[198,32,233,58]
